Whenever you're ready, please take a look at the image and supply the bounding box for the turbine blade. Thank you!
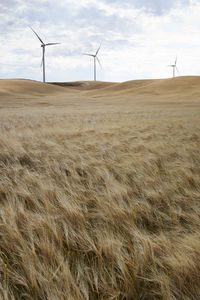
[95,44,101,56]
[175,57,177,65]
[96,56,102,68]
[29,26,44,44]
[83,53,94,57]
[41,47,45,68]
[40,57,43,68]
[176,66,179,74]
[45,43,61,46]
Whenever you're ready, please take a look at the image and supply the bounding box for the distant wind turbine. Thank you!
[29,27,60,83]
[83,45,102,81]
[168,57,179,78]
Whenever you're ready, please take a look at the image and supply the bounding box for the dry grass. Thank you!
[0,78,200,299]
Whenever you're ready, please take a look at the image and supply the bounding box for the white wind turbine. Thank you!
[169,57,179,78]
[83,45,101,81]
[29,27,60,83]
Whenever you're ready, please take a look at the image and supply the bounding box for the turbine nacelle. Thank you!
[41,43,60,48]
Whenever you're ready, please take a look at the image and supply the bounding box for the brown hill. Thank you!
[51,76,200,100]
[1,76,200,100]
[0,79,67,97]
[82,76,200,99]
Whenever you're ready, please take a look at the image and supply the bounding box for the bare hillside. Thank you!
[0,79,66,96]
[1,76,200,101]
[51,76,200,99]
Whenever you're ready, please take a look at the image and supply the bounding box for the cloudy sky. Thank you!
[0,0,200,82]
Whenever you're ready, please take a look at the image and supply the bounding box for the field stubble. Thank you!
[0,91,200,299]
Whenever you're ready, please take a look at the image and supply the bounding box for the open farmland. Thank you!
[0,77,200,299]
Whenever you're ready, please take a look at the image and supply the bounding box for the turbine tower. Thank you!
[83,45,101,81]
[169,57,178,78]
[29,27,60,83]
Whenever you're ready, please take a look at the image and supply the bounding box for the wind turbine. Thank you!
[83,45,101,81]
[29,27,60,83]
[169,57,179,78]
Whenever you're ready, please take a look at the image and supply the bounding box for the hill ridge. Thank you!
[1,76,200,99]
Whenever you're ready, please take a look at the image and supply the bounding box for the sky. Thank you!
[0,0,200,82]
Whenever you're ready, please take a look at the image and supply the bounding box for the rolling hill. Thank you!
[1,76,200,100]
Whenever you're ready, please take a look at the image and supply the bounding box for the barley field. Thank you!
[0,77,200,299]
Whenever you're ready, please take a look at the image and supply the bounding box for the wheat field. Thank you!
[0,77,200,299]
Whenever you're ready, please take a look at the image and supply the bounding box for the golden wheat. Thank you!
[0,78,200,299]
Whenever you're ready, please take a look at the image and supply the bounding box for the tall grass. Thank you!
[0,106,199,299]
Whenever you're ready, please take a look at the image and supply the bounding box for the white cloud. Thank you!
[0,0,200,81]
